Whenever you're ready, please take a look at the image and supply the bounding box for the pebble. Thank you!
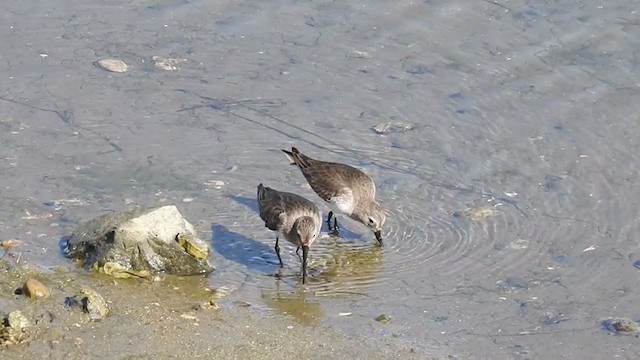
[347,50,372,59]
[372,122,414,134]
[95,58,128,73]
[194,300,220,311]
[77,287,109,321]
[180,313,198,321]
[152,56,184,71]
[209,286,234,299]
[509,239,529,250]
[182,197,194,203]
[375,314,391,324]
[205,180,225,189]
[23,278,50,299]
[7,311,30,330]
[0,239,23,250]
[1,311,30,345]
[603,318,640,334]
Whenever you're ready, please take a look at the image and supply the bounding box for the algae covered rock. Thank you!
[1,310,31,345]
[61,205,212,276]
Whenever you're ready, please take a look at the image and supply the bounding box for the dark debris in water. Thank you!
[542,174,564,192]
[632,260,640,270]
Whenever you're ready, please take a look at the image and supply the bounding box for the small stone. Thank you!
[372,123,391,134]
[95,58,128,73]
[7,311,30,330]
[152,56,184,71]
[348,50,372,59]
[234,301,251,308]
[375,314,391,324]
[509,239,529,250]
[23,278,50,299]
[182,197,194,203]
[205,180,225,189]
[604,318,640,334]
[195,300,220,311]
[209,286,233,299]
[1,310,31,345]
[77,287,109,321]
[0,239,23,250]
[180,313,197,320]
[372,122,414,134]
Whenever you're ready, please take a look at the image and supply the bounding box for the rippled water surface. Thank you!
[1,0,639,358]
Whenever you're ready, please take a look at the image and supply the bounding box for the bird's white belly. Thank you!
[328,194,354,215]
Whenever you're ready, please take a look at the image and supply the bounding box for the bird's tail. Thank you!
[281,147,312,168]
[257,183,267,201]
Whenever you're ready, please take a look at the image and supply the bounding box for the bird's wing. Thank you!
[257,185,286,231]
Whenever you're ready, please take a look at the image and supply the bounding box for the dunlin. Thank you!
[257,183,322,284]
[282,147,385,245]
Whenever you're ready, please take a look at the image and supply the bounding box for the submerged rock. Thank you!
[61,205,213,276]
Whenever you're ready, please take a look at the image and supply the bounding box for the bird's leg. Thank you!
[326,211,340,236]
[295,246,302,262]
[326,211,334,231]
[274,237,284,268]
[301,246,309,284]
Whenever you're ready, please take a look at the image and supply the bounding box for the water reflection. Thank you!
[262,283,324,326]
[308,240,385,297]
[260,241,384,324]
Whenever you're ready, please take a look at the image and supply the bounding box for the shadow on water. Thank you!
[211,223,277,274]
[228,194,260,214]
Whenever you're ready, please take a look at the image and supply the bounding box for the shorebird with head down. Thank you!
[282,147,385,246]
[257,183,322,284]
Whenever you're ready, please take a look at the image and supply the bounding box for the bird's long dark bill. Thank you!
[302,246,309,284]
[374,230,383,245]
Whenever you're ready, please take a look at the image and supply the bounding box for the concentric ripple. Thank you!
[378,199,518,285]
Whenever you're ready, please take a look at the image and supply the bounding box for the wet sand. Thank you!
[1,0,640,358]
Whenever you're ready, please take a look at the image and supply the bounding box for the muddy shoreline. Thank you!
[0,259,436,359]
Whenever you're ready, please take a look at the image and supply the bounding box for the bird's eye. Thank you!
[368,218,375,225]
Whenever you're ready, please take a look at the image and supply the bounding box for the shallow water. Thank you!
[1,0,640,358]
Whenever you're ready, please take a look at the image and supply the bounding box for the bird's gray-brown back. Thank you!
[282,147,376,204]
[257,184,322,235]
